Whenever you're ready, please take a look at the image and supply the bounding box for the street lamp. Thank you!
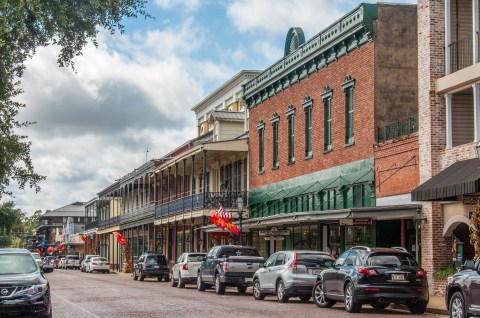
[236,197,244,245]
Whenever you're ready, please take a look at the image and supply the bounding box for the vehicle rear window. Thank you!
[146,255,167,265]
[366,253,418,267]
[67,255,79,260]
[187,254,206,262]
[0,254,37,274]
[92,257,107,262]
[220,248,259,257]
[298,253,334,267]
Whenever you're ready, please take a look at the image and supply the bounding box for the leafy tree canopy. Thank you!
[0,0,149,200]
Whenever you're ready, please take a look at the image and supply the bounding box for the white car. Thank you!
[171,252,206,288]
[85,257,110,273]
[30,252,44,269]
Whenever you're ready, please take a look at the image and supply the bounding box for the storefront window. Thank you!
[328,224,341,257]
[345,225,372,250]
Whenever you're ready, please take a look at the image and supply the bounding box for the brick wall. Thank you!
[374,133,419,198]
[249,43,376,190]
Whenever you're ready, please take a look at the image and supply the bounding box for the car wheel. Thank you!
[408,301,427,315]
[215,274,226,295]
[276,280,289,303]
[106,270,110,274]
[313,280,336,308]
[449,292,466,318]
[344,282,362,313]
[178,274,185,288]
[299,295,311,303]
[133,270,138,280]
[163,276,170,282]
[170,274,178,286]
[370,302,390,310]
[237,285,247,293]
[197,274,206,291]
[139,271,144,281]
[253,279,265,300]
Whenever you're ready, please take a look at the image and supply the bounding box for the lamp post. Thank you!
[236,197,244,246]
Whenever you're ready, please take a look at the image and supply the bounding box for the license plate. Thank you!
[153,265,159,269]
[391,274,405,281]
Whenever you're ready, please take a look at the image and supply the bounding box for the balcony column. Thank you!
[159,224,164,254]
[201,215,206,252]
[153,173,157,206]
[175,162,179,200]
[137,178,140,209]
[445,0,451,74]
[160,171,164,204]
[167,167,171,202]
[473,0,479,64]
[190,218,194,252]
[131,182,134,212]
[148,172,151,206]
[445,94,453,148]
[153,224,156,253]
[142,224,145,253]
[191,155,195,208]
[202,150,207,208]
[173,221,178,261]
[182,159,186,197]
[166,224,171,259]
[182,219,186,253]
[474,83,480,141]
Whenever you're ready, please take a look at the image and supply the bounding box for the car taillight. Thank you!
[358,268,379,275]
[417,269,427,277]
[288,252,298,270]
[223,262,229,272]
[92,262,97,265]
[182,263,188,270]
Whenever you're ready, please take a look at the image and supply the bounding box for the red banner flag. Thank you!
[47,246,54,254]
[57,244,64,251]
[36,248,41,255]
[80,235,88,242]
[112,231,127,245]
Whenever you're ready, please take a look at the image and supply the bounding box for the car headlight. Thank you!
[24,284,48,296]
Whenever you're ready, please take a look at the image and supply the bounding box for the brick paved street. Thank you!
[46,269,448,318]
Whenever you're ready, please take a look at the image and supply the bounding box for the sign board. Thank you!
[259,227,290,236]
[339,219,353,226]
[264,236,285,241]
[353,218,372,226]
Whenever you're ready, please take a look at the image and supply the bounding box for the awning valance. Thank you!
[411,158,480,201]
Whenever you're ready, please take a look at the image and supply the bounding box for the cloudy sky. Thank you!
[8,0,416,215]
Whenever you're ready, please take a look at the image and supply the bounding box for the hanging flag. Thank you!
[36,248,41,255]
[225,220,240,236]
[112,231,127,245]
[217,205,232,219]
[80,235,88,242]
[47,246,54,254]
[56,243,64,251]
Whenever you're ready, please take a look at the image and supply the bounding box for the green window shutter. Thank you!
[257,120,265,173]
[286,105,296,164]
[342,76,355,145]
[321,86,333,152]
[303,96,313,159]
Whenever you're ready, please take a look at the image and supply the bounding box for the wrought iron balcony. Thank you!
[155,191,247,218]
[84,220,98,230]
[377,116,418,143]
[448,34,474,73]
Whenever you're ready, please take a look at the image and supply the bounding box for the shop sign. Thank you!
[259,227,290,236]
[264,236,285,241]
[340,219,353,226]
[210,232,230,238]
[353,218,372,226]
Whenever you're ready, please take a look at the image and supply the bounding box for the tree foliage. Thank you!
[0,0,149,199]
[470,202,480,260]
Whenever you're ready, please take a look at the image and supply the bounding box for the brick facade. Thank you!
[249,43,376,190]
[374,133,419,198]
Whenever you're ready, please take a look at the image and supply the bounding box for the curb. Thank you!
[390,304,448,316]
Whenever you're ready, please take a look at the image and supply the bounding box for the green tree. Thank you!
[0,0,149,200]
[0,201,23,247]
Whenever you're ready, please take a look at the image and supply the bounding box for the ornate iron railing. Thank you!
[84,220,98,230]
[377,116,418,143]
[448,34,473,73]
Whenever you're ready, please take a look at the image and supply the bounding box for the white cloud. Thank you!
[154,0,200,12]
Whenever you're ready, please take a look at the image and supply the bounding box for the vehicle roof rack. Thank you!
[350,246,371,252]
[391,246,408,252]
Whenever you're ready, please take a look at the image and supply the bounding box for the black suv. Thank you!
[445,259,480,318]
[0,248,53,317]
[313,246,429,314]
[133,253,169,282]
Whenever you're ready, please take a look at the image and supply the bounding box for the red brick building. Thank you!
[243,3,420,258]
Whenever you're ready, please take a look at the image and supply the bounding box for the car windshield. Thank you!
[0,254,38,274]
[366,253,418,267]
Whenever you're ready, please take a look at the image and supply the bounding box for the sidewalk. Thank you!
[427,295,448,315]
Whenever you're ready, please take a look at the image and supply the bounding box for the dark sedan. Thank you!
[312,246,428,314]
[0,248,53,317]
[446,259,480,318]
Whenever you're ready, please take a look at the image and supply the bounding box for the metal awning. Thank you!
[411,158,480,201]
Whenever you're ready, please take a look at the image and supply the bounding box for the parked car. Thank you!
[171,252,207,288]
[31,252,45,269]
[81,255,100,272]
[57,257,66,269]
[64,255,80,270]
[197,245,265,295]
[0,248,53,317]
[312,246,429,314]
[132,253,169,282]
[42,256,55,272]
[445,258,480,318]
[253,250,335,303]
[85,257,110,273]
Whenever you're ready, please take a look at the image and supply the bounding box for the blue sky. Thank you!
[9,0,416,215]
